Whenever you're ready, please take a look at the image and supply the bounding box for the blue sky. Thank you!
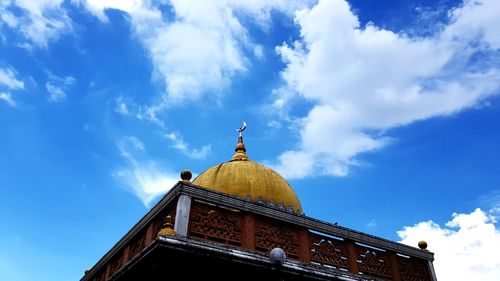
[1,0,499,280]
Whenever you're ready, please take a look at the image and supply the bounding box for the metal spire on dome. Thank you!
[232,121,248,161]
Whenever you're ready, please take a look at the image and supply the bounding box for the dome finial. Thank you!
[232,121,248,161]
[236,121,247,137]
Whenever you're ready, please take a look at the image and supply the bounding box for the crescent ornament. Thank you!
[237,121,247,136]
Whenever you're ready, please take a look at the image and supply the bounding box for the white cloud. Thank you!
[271,0,500,178]
[0,92,16,106]
[0,0,72,48]
[113,96,167,128]
[267,120,282,129]
[398,208,500,281]
[127,1,249,104]
[81,0,245,104]
[125,135,145,151]
[0,68,24,90]
[80,0,306,106]
[114,96,130,115]
[113,136,178,206]
[45,72,75,102]
[113,164,178,207]
[45,82,66,102]
[443,0,500,49]
[366,220,377,229]
[165,132,211,160]
[0,67,24,106]
[479,190,500,210]
[75,0,142,22]
[254,44,264,59]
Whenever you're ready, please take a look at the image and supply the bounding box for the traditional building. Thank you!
[81,132,437,281]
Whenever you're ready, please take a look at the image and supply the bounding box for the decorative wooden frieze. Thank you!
[127,230,147,261]
[356,244,392,279]
[398,256,431,281]
[107,250,124,278]
[309,233,349,269]
[255,216,299,259]
[92,270,106,281]
[188,202,243,246]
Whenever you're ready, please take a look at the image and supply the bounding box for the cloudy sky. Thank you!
[1,0,499,280]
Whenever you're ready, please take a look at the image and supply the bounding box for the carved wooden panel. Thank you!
[128,230,147,260]
[398,256,431,281]
[255,217,299,259]
[309,233,349,269]
[188,202,242,246]
[92,270,106,281]
[107,250,124,278]
[356,245,392,278]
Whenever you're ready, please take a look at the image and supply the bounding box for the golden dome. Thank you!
[192,136,303,214]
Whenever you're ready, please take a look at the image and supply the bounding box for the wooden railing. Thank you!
[83,184,433,281]
[186,200,432,281]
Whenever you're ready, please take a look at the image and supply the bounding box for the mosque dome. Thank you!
[192,135,303,214]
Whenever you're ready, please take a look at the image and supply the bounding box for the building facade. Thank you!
[81,135,436,281]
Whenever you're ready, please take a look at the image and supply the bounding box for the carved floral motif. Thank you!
[356,246,392,278]
[309,234,349,269]
[128,231,146,260]
[255,217,299,258]
[189,203,242,246]
[398,256,430,281]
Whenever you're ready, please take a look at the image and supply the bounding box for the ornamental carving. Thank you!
[93,270,106,281]
[309,234,349,269]
[189,203,242,246]
[398,256,430,281]
[108,251,123,277]
[356,245,392,278]
[255,218,299,258]
[128,231,146,260]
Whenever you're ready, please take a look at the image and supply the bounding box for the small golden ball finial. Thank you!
[180,169,192,182]
[418,240,428,251]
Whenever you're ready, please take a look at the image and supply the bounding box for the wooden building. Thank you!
[81,135,437,281]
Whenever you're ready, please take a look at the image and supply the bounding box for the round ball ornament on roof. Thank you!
[269,247,286,265]
[418,240,428,251]
[180,169,192,182]
[192,124,303,214]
